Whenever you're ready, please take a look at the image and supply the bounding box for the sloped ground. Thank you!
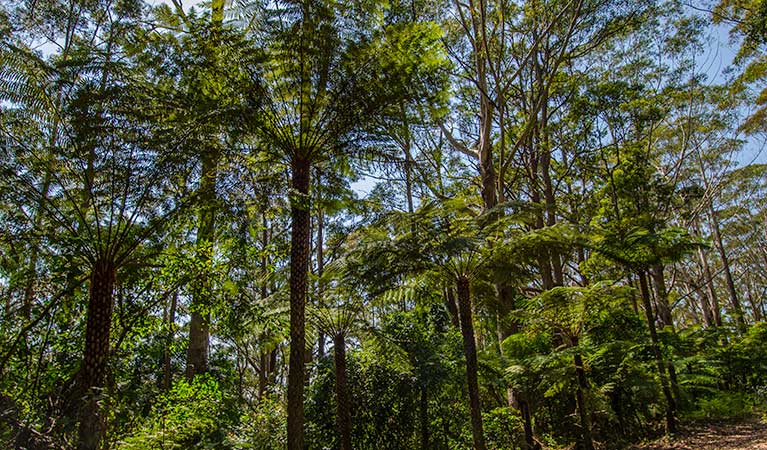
[632,417,767,450]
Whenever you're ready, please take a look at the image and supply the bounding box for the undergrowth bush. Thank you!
[224,394,287,450]
[688,392,756,420]
[116,375,231,449]
[483,407,526,450]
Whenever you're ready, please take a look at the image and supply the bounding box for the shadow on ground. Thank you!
[631,417,767,450]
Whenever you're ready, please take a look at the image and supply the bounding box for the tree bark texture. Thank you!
[650,264,674,329]
[456,276,487,450]
[316,176,326,358]
[186,149,217,379]
[163,289,177,390]
[258,351,268,400]
[77,259,116,450]
[462,0,496,213]
[638,271,676,434]
[531,185,554,290]
[520,399,537,450]
[708,204,746,332]
[746,281,763,322]
[186,308,210,378]
[538,89,563,287]
[287,157,311,450]
[694,220,719,327]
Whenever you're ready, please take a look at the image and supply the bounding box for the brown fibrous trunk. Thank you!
[77,259,116,450]
[287,156,311,450]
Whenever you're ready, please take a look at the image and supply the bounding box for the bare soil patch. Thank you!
[631,417,767,450]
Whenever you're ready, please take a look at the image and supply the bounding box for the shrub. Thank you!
[224,395,287,450]
[483,407,525,450]
[116,375,229,449]
[689,392,756,420]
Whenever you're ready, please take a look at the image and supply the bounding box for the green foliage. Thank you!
[674,324,767,398]
[481,407,526,450]
[689,392,758,420]
[589,225,701,270]
[714,0,767,132]
[117,376,233,450]
[302,307,475,450]
[224,395,287,449]
[307,351,421,449]
[2,0,767,449]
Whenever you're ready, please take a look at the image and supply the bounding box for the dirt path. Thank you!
[632,418,767,450]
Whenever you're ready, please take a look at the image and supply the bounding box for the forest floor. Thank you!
[631,416,767,449]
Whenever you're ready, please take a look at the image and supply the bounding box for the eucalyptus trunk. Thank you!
[259,213,274,400]
[445,288,460,328]
[257,348,271,400]
[186,149,217,379]
[694,220,719,327]
[536,63,562,287]
[530,180,554,290]
[258,348,278,399]
[456,276,486,450]
[708,204,746,332]
[638,271,676,434]
[186,0,223,378]
[746,280,763,322]
[650,264,674,329]
[162,289,177,390]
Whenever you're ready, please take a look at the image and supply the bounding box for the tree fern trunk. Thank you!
[316,174,326,358]
[78,259,116,450]
[288,156,311,450]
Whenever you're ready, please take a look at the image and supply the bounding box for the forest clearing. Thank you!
[2,0,767,448]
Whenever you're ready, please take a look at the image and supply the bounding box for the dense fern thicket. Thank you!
[1,0,767,449]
